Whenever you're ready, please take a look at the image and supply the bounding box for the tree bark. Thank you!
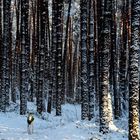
[129,0,140,139]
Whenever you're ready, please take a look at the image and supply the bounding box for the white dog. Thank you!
[27,113,34,134]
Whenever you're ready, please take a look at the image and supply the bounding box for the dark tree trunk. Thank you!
[62,0,72,103]
[67,17,73,103]
[51,0,57,109]
[36,0,46,114]
[93,0,99,111]
[72,41,78,102]
[111,0,121,119]
[99,0,111,134]
[20,0,29,115]
[0,0,3,109]
[56,0,63,116]
[80,0,89,120]
[1,0,11,111]
[88,0,94,120]
[119,0,128,113]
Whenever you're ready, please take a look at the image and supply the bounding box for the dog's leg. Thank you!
[27,124,30,134]
[30,125,32,134]
[30,124,32,134]
[31,123,33,134]
[29,125,31,134]
[28,124,32,134]
[29,124,33,134]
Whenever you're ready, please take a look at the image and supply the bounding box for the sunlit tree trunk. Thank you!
[129,0,140,139]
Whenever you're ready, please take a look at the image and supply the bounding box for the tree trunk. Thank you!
[56,0,63,116]
[88,0,94,120]
[99,0,111,134]
[36,0,46,114]
[0,0,3,109]
[20,0,29,115]
[1,0,11,111]
[51,0,57,109]
[129,0,140,139]
[80,0,89,120]
[62,0,72,103]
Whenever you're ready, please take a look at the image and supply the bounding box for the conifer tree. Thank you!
[129,0,140,139]
[1,0,11,111]
[80,0,89,120]
[56,0,63,116]
[99,0,111,133]
[20,0,29,115]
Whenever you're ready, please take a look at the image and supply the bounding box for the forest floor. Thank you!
[0,102,128,140]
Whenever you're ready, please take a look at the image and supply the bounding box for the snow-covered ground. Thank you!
[0,103,128,140]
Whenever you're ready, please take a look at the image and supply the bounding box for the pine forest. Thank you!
[0,0,140,140]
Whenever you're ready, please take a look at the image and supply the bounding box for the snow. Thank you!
[0,103,128,140]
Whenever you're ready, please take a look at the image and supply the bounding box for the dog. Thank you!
[27,113,34,134]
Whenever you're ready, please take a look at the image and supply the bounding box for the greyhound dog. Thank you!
[27,113,34,134]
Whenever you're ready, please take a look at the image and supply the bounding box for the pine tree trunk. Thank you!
[0,0,3,109]
[96,0,102,111]
[1,0,11,111]
[119,0,127,113]
[67,17,73,103]
[93,0,98,111]
[72,43,78,102]
[15,0,21,94]
[99,0,111,134]
[129,0,140,139]
[11,1,17,103]
[62,0,72,103]
[56,0,63,116]
[36,0,46,114]
[20,0,29,115]
[11,48,17,103]
[88,0,94,120]
[31,0,37,102]
[80,0,89,120]
[51,0,57,109]
[46,0,52,114]
[111,0,121,119]
[30,1,37,102]
[44,0,49,100]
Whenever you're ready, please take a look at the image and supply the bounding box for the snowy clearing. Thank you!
[0,103,128,140]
